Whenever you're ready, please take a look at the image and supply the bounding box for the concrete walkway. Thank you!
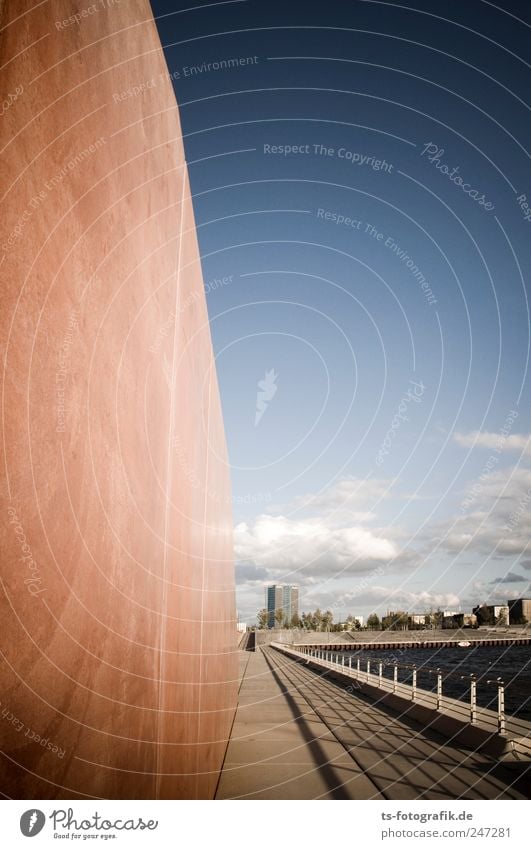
[215,647,530,800]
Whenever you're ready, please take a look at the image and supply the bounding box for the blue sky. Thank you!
[152,0,531,622]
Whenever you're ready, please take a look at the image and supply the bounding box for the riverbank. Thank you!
[255,626,530,648]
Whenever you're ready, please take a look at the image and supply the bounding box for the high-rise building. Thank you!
[266,585,283,627]
[266,584,299,627]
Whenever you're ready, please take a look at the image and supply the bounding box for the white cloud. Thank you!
[235,478,424,593]
[490,571,529,585]
[235,478,403,582]
[303,585,461,613]
[438,466,531,556]
[453,431,531,456]
[235,514,396,580]
[462,580,530,608]
[285,477,394,519]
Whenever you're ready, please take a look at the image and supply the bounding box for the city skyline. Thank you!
[256,589,529,628]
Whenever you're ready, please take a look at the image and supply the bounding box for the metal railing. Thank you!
[283,644,508,734]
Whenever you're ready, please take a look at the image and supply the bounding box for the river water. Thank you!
[338,644,531,721]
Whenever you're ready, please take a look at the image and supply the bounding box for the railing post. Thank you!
[393,663,398,693]
[378,662,383,687]
[366,659,371,682]
[412,666,417,701]
[470,675,477,725]
[436,669,442,710]
[497,678,506,735]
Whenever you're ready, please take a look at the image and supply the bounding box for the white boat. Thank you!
[457,640,472,648]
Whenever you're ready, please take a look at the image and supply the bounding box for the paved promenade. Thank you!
[216,647,530,800]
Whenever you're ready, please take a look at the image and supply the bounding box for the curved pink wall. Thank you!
[0,0,238,799]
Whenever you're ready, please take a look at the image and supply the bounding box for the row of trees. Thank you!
[256,608,362,631]
[257,606,524,631]
[366,610,449,630]
[256,608,295,629]
[256,608,338,630]
[256,608,451,631]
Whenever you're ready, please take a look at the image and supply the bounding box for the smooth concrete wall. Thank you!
[0,0,237,798]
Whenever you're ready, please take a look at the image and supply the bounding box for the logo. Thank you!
[20,810,45,837]
[255,369,278,426]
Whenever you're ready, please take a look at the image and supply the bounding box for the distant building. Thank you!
[473,604,509,626]
[266,585,282,628]
[508,598,531,624]
[443,613,477,629]
[408,613,427,626]
[341,616,364,629]
[265,584,299,628]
